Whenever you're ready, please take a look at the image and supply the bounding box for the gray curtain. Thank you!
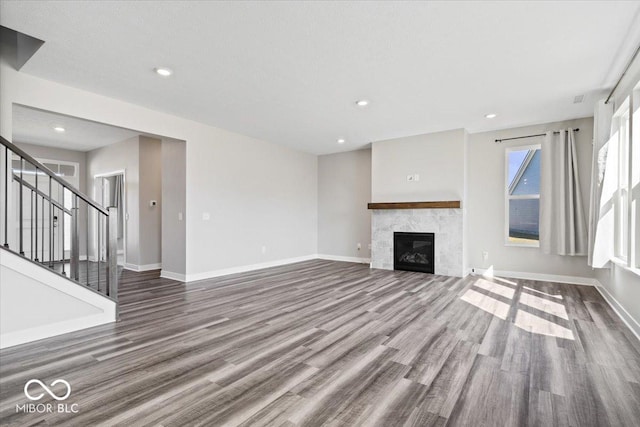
[540,129,588,255]
[112,175,124,239]
[108,175,124,239]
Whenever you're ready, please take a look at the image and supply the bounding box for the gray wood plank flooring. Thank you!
[1,260,639,426]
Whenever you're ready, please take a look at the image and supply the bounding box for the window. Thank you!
[505,144,541,246]
[633,86,640,269]
[614,106,630,261]
[608,80,640,270]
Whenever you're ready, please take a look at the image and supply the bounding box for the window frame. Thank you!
[609,81,640,273]
[632,85,640,270]
[613,103,630,262]
[504,143,541,248]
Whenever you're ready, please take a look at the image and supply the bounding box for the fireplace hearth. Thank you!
[394,232,435,274]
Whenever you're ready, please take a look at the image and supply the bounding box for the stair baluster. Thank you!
[0,136,118,308]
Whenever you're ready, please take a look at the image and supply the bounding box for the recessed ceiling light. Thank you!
[154,67,173,77]
[53,126,66,132]
[485,113,497,119]
[355,100,369,107]
[337,138,346,144]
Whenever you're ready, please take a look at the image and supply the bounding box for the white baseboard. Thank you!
[124,263,162,272]
[593,281,640,341]
[470,267,597,286]
[184,254,373,283]
[468,266,639,341]
[160,270,186,282]
[317,254,371,264]
[185,255,318,282]
[0,312,114,349]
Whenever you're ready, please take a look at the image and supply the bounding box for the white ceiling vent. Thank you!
[573,94,585,104]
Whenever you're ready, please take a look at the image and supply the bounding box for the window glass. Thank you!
[510,150,541,196]
[58,164,75,177]
[509,198,540,242]
[506,146,541,246]
[43,162,59,174]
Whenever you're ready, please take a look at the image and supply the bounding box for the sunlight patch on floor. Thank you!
[460,289,510,320]
[514,309,574,340]
[519,292,569,320]
[492,276,518,287]
[522,286,563,300]
[473,278,516,299]
[461,276,574,340]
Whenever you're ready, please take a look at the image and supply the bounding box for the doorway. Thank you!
[94,171,126,266]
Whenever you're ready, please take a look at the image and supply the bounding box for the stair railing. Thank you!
[1,135,117,303]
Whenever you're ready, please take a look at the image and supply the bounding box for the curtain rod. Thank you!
[605,43,640,105]
[494,128,579,143]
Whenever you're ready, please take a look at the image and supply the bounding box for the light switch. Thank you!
[414,174,420,181]
[178,212,183,221]
[202,212,211,221]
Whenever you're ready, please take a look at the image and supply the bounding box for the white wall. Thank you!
[161,139,186,278]
[596,265,640,337]
[371,129,466,203]
[0,266,98,332]
[0,61,318,279]
[318,149,371,261]
[191,137,317,276]
[138,136,162,267]
[87,135,163,269]
[13,142,89,257]
[466,117,595,279]
[87,135,141,266]
[594,56,640,337]
[370,129,467,276]
[14,142,88,193]
[0,249,115,348]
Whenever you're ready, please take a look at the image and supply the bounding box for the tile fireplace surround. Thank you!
[370,205,464,277]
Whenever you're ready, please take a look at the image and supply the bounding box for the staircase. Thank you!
[0,135,118,348]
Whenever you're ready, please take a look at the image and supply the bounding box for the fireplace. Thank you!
[371,207,462,276]
[394,232,435,274]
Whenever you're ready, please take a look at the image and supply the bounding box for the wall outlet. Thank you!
[202,212,211,221]
[149,200,157,207]
[262,246,267,254]
[357,243,361,251]
[482,251,489,261]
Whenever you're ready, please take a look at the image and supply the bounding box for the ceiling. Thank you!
[1,1,639,155]
[13,105,140,151]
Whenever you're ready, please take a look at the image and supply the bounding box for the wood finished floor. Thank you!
[1,260,640,426]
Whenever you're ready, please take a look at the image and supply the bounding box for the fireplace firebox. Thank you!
[393,232,435,274]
